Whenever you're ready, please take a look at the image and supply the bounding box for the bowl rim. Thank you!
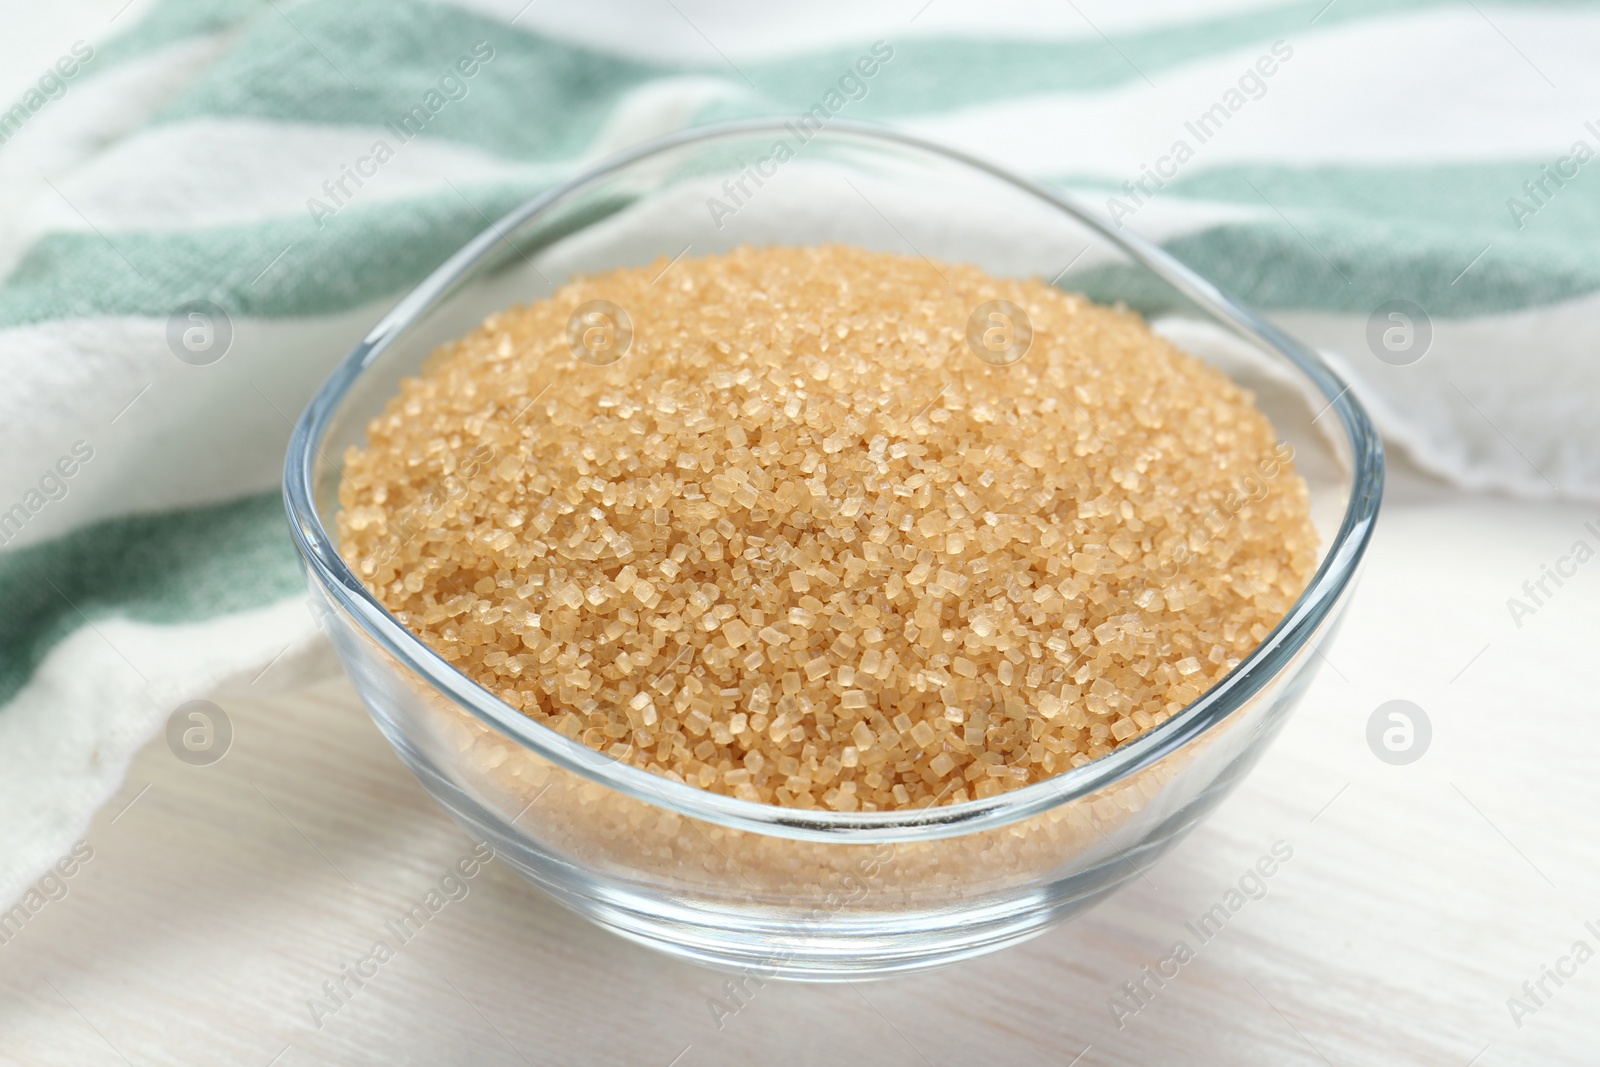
[283,117,1384,843]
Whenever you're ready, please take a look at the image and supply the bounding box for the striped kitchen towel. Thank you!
[2,0,1597,908]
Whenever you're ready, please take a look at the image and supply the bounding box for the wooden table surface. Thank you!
[3,491,1598,1066]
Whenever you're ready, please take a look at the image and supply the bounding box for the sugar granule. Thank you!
[337,245,1317,811]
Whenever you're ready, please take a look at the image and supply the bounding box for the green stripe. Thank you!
[156,2,675,161]
[85,0,1600,139]
[151,0,1567,157]
[94,0,260,71]
[1066,222,1598,319]
[0,176,655,325]
[4,157,1598,326]
[55,0,1575,156]
[1069,161,1600,240]
[0,492,301,707]
[7,0,1600,329]
[1052,161,1600,314]
[0,180,542,323]
[740,0,1539,119]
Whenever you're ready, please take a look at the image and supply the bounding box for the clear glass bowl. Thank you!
[284,119,1382,980]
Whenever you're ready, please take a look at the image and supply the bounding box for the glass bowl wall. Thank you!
[285,120,1382,979]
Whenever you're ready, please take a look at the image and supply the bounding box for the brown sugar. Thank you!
[337,245,1317,812]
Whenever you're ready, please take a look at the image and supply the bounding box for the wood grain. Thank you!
[3,494,1597,1066]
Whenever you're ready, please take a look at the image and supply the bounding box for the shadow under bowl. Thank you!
[284,119,1382,980]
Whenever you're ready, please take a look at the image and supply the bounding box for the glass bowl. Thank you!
[284,119,1382,980]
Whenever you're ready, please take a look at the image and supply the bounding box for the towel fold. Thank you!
[4,0,1597,908]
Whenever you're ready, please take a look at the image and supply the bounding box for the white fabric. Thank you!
[3,0,1597,913]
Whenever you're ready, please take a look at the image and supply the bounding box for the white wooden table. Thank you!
[3,486,1597,1066]
[5,1,1598,1061]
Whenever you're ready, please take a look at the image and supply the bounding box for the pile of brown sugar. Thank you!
[337,245,1317,811]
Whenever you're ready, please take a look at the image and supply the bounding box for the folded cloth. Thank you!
[3,0,1597,907]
